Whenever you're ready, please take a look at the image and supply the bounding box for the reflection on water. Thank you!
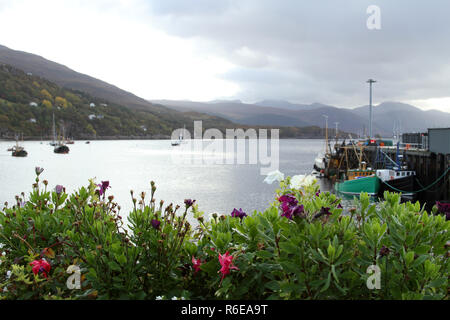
[1,139,339,222]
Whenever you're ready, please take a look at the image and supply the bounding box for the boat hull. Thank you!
[379,175,416,200]
[54,145,70,154]
[335,176,380,196]
[12,150,27,157]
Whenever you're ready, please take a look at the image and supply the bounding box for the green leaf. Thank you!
[108,261,121,271]
[265,280,280,291]
[256,250,274,259]
[321,272,331,292]
[428,277,447,288]
[405,251,415,266]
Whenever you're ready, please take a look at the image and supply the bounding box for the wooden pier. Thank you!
[324,144,450,205]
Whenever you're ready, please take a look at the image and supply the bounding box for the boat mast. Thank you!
[52,113,56,143]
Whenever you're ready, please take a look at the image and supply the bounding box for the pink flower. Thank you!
[218,251,239,280]
[30,259,51,279]
[192,256,203,274]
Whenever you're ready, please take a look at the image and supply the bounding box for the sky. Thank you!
[0,0,449,113]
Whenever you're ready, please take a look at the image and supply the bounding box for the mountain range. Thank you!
[0,43,448,139]
[151,99,450,136]
[0,44,327,139]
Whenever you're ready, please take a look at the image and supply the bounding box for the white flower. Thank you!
[263,170,285,184]
[171,296,178,300]
[6,270,11,279]
[290,174,317,189]
[155,296,163,300]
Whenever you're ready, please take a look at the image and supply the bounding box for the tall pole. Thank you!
[367,79,376,140]
[334,122,339,139]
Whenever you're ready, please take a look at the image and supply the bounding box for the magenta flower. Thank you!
[231,208,247,219]
[379,245,390,257]
[218,251,239,280]
[151,219,161,230]
[55,185,64,195]
[436,201,450,216]
[313,206,332,219]
[30,259,51,279]
[192,256,203,274]
[184,199,195,208]
[278,194,304,219]
[97,181,110,196]
[278,194,298,206]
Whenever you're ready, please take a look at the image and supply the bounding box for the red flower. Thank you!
[218,251,239,280]
[192,256,203,274]
[30,259,51,279]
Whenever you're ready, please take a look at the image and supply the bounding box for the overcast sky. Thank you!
[0,0,449,112]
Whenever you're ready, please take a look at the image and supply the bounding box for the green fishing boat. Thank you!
[335,169,381,196]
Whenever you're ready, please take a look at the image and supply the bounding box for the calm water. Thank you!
[0,139,334,222]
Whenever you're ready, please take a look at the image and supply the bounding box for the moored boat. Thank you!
[54,144,70,154]
[376,169,416,200]
[11,145,28,157]
[10,134,28,157]
[335,169,381,196]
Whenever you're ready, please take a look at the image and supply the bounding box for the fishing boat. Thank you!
[375,143,416,200]
[335,167,380,196]
[314,152,327,172]
[376,169,416,200]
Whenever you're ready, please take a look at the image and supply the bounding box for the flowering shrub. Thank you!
[0,170,448,300]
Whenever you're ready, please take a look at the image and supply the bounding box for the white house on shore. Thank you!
[29,118,37,123]
[88,114,104,120]
[29,102,38,107]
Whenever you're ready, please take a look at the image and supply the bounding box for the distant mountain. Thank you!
[152,99,383,134]
[351,101,450,134]
[153,99,450,136]
[255,100,326,111]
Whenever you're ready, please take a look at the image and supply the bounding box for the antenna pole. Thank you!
[367,79,377,140]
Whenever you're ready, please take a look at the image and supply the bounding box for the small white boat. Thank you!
[314,152,326,171]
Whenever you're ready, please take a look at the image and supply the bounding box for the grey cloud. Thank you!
[145,0,450,107]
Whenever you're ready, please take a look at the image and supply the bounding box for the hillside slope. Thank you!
[0,44,169,114]
[0,64,235,139]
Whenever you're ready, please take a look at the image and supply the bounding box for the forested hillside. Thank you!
[0,64,234,139]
